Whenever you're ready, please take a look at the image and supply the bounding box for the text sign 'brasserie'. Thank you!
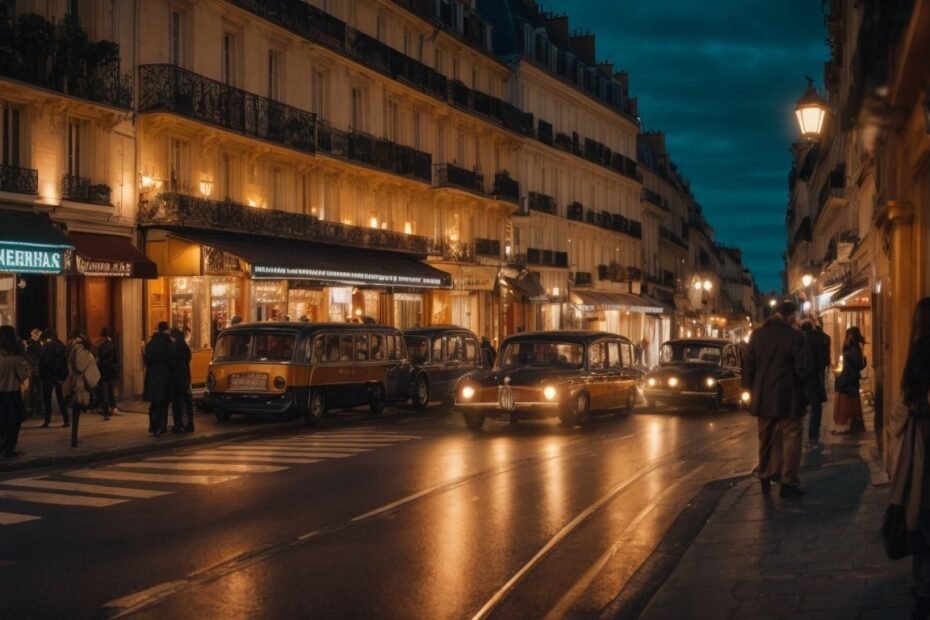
[0,243,66,274]
[252,264,448,288]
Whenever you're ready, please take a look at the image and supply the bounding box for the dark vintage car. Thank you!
[641,338,747,411]
[454,331,643,431]
[403,326,486,411]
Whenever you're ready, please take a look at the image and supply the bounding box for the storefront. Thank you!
[501,270,548,336]
[0,209,73,338]
[144,229,451,383]
[570,290,665,348]
[428,262,500,338]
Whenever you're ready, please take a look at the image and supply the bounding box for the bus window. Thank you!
[310,335,324,363]
[214,333,250,362]
[355,334,370,361]
[324,334,341,362]
[339,335,354,361]
[370,333,386,361]
[252,333,295,361]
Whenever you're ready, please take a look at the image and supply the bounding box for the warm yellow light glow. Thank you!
[543,386,557,401]
[668,377,679,388]
[647,378,657,387]
[552,287,560,297]
[140,175,154,189]
[702,279,713,291]
[741,391,751,403]
[247,198,257,207]
[795,105,826,137]
[369,216,379,228]
[404,222,413,235]
[199,179,213,198]
[769,299,778,308]
[705,377,716,388]
[461,386,475,400]
[802,274,813,288]
[693,281,702,291]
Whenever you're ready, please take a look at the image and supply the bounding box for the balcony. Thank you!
[61,174,111,206]
[641,187,669,211]
[0,164,38,195]
[659,226,688,249]
[316,122,432,183]
[493,171,520,204]
[583,138,612,167]
[566,202,584,222]
[474,238,501,258]
[537,119,554,146]
[434,163,485,195]
[0,14,131,109]
[527,191,558,216]
[390,0,491,50]
[527,248,569,268]
[573,272,593,287]
[139,193,433,255]
[597,262,641,283]
[817,163,847,221]
[139,64,315,155]
[554,132,573,152]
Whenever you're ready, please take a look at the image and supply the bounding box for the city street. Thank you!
[0,405,757,619]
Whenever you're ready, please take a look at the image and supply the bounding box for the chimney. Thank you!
[615,70,628,90]
[569,33,596,65]
[640,132,667,158]
[546,14,569,41]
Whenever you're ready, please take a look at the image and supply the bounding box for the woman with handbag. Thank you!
[0,325,29,458]
[833,326,867,434]
[887,298,930,618]
[66,329,99,449]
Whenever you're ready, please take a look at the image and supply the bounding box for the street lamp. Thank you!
[768,298,778,309]
[801,273,813,288]
[794,77,828,139]
[702,279,713,292]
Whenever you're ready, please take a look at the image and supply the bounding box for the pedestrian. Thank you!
[0,325,29,458]
[170,328,194,433]
[23,328,43,418]
[38,329,69,428]
[65,329,99,449]
[742,300,812,498]
[801,321,829,445]
[480,336,497,368]
[95,327,118,420]
[833,326,867,434]
[230,315,242,326]
[887,298,930,618]
[143,321,175,437]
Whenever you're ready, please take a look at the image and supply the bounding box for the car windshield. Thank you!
[497,341,584,370]
[660,343,723,366]
[213,332,296,362]
[404,336,430,365]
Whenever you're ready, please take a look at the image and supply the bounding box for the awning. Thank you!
[0,209,73,274]
[430,262,498,291]
[70,232,157,278]
[572,290,665,313]
[503,272,548,303]
[169,230,452,289]
[639,293,675,315]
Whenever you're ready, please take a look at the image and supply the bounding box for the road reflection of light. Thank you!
[540,437,567,529]
[217,567,259,619]
[646,419,665,460]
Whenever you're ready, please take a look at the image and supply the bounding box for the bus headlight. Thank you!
[668,377,679,388]
[461,385,475,400]
[705,377,717,389]
[543,385,557,401]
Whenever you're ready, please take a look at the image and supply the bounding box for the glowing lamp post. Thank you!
[794,78,828,140]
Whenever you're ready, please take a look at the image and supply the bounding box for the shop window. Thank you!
[451,295,471,331]
[0,276,14,326]
[171,277,210,350]
[288,288,322,322]
[355,334,369,361]
[252,280,287,322]
[393,293,422,329]
[210,277,240,337]
[328,287,352,322]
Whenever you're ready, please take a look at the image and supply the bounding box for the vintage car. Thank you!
[403,326,486,411]
[454,331,642,431]
[641,338,747,410]
[202,322,412,425]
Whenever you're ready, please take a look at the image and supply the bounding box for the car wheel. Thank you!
[369,384,386,415]
[413,375,430,411]
[618,388,636,416]
[304,389,326,426]
[576,392,591,428]
[464,413,485,431]
[214,410,231,423]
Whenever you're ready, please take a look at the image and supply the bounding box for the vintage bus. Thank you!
[202,322,412,425]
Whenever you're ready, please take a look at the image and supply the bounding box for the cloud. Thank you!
[543,0,829,290]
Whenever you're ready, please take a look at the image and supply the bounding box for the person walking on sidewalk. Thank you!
[65,329,99,449]
[95,327,118,420]
[801,321,829,445]
[143,322,175,437]
[0,326,29,458]
[887,298,930,619]
[833,326,867,434]
[743,300,812,498]
[23,328,43,418]
[169,328,194,433]
[38,329,69,428]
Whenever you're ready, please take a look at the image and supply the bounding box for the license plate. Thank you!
[228,373,268,391]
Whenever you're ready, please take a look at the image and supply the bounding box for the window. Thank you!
[402,30,411,56]
[404,336,429,364]
[434,49,443,73]
[607,341,622,369]
[323,334,341,362]
[339,335,354,361]
[268,50,281,100]
[723,346,739,368]
[67,119,82,177]
[213,333,250,362]
[622,343,633,368]
[270,166,283,210]
[456,131,465,165]
[1,104,21,167]
[350,87,363,132]
[252,333,296,361]
[383,99,398,141]
[222,33,236,85]
[452,57,459,81]
[312,71,325,117]
[376,13,387,42]
[412,111,421,149]
[355,334,369,361]
[219,153,231,200]
[370,333,386,361]
[310,335,324,363]
[445,336,464,362]
[464,339,478,365]
[170,10,183,66]
[498,341,583,370]
[432,337,443,362]
[588,341,607,370]
[168,138,188,191]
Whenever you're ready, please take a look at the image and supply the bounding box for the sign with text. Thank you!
[75,255,132,277]
[0,243,66,274]
[252,264,448,288]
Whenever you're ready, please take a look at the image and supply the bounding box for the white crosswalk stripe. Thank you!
[210,448,357,459]
[149,455,321,465]
[111,462,287,474]
[0,511,41,525]
[64,469,240,485]
[1,478,171,499]
[0,489,127,507]
[224,442,373,452]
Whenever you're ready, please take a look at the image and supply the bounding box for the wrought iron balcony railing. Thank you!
[0,163,38,195]
[566,202,584,222]
[139,64,315,155]
[659,226,688,249]
[434,163,485,194]
[597,262,642,283]
[493,171,520,204]
[573,272,593,287]
[61,174,111,205]
[316,122,432,183]
[527,191,558,216]
[641,187,669,210]
[474,237,501,258]
[140,193,434,255]
[527,247,569,268]
[537,120,554,146]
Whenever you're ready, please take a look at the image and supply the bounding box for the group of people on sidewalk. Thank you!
[0,326,120,456]
[142,321,194,437]
[743,300,869,498]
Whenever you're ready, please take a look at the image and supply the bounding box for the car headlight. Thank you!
[705,377,716,389]
[461,385,475,400]
[668,377,679,388]
[741,391,751,403]
[647,377,657,387]
[543,385,557,401]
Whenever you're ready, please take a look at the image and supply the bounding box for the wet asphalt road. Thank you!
[0,404,757,619]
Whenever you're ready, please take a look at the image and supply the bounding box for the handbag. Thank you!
[882,504,910,559]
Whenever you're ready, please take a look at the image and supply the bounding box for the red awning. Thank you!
[70,232,157,278]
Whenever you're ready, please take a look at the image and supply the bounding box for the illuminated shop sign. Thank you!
[252,265,448,288]
[75,255,132,277]
[0,243,66,274]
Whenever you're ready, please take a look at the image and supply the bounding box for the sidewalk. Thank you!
[638,400,911,619]
[2,392,300,472]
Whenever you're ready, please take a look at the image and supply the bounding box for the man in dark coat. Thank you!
[801,321,829,444]
[480,336,497,368]
[38,329,69,427]
[95,327,119,420]
[169,328,194,433]
[143,321,175,436]
[743,301,812,497]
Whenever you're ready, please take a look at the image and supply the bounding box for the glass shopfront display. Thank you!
[210,277,241,333]
[0,275,14,326]
[394,293,423,328]
[171,277,211,349]
[328,287,353,322]
[288,287,323,322]
[252,280,287,321]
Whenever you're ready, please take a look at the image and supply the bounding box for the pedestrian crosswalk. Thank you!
[0,429,421,526]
